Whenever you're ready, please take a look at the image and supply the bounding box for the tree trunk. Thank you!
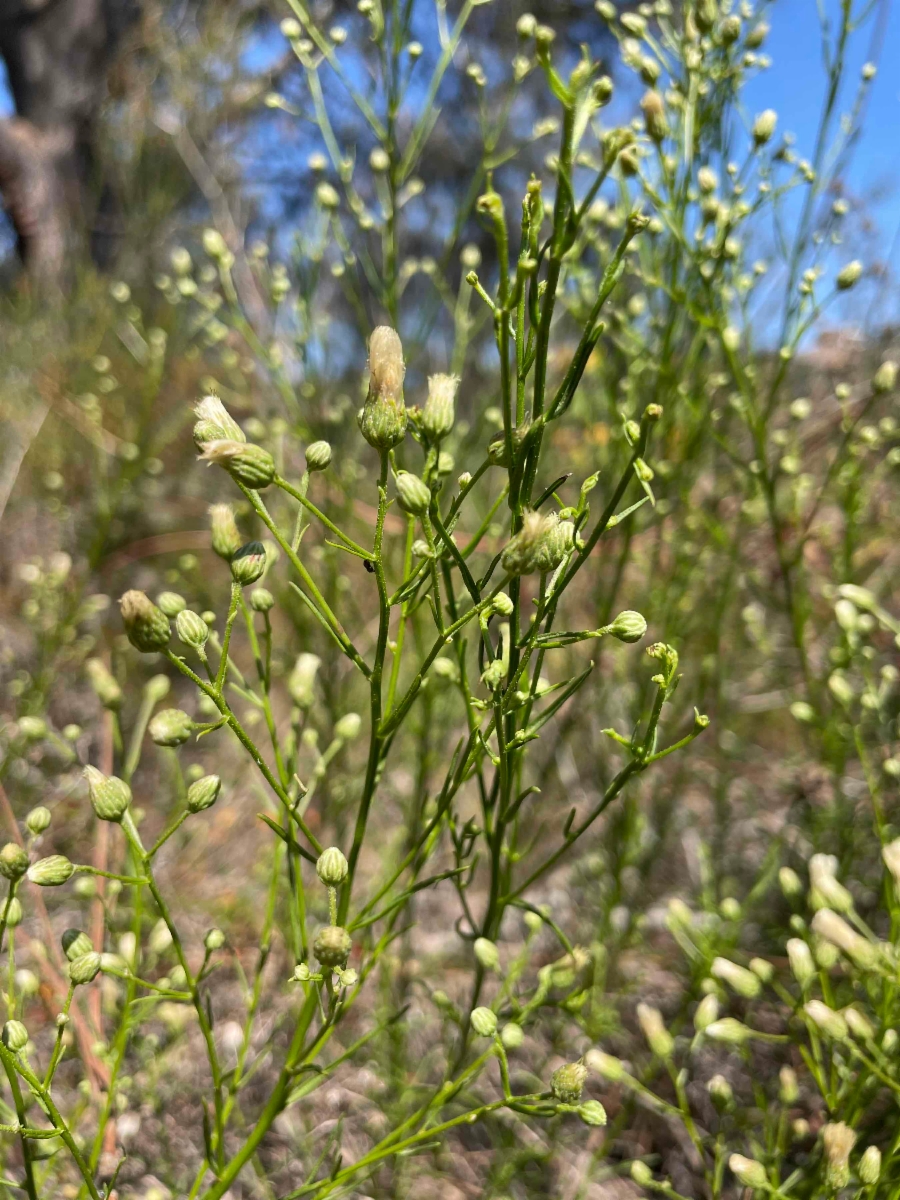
[0,0,135,283]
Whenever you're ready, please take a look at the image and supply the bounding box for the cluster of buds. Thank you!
[500,511,574,576]
[358,326,408,449]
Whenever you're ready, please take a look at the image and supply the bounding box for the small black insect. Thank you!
[363,559,375,573]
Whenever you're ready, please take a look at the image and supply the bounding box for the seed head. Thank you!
[0,843,29,881]
[149,709,193,748]
[421,374,459,441]
[551,1061,588,1103]
[120,590,171,653]
[316,847,349,887]
[193,395,245,448]
[186,775,221,814]
[313,925,352,968]
[822,1122,856,1189]
[86,658,123,709]
[199,441,276,490]
[470,1006,498,1037]
[231,541,268,586]
[27,855,74,887]
[305,440,333,471]
[2,1021,28,1052]
[209,504,242,560]
[84,766,131,821]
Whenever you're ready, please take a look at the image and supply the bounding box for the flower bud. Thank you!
[305,440,333,471]
[585,1049,625,1080]
[720,14,741,42]
[752,109,777,145]
[779,866,802,898]
[500,1023,524,1049]
[551,1061,588,1103]
[120,590,171,653]
[2,1021,28,1052]
[809,854,853,913]
[500,511,564,576]
[23,807,50,837]
[209,504,242,560]
[0,843,29,881]
[199,441,276,489]
[470,1006,498,1037]
[694,993,719,1032]
[156,591,186,618]
[607,610,647,643]
[359,326,407,449]
[205,928,225,951]
[787,937,815,987]
[708,1074,733,1111]
[637,1003,673,1058]
[335,712,362,741]
[395,471,431,515]
[804,999,847,1039]
[316,847,349,887]
[640,90,668,142]
[313,925,352,968]
[778,1065,799,1104]
[873,360,897,393]
[843,1006,874,1040]
[5,898,22,927]
[703,1018,755,1044]
[421,374,458,441]
[811,909,878,970]
[859,1145,881,1185]
[230,541,268,586]
[251,588,275,613]
[711,956,761,999]
[289,653,321,709]
[745,20,769,46]
[186,775,221,813]
[176,609,210,649]
[836,260,863,290]
[750,957,773,983]
[149,709,193,748]
[577,1099,607,1126]
[193,395,245,448]
[474,937,500,972]
[729,1154,767,1190]
[823,1122,856,1189]
[630,1161,653,1186]
[84,765,131,821]
[69,952,102,985]
[85,658,122,710]
[593,75,613,105]
[28,855,74,886]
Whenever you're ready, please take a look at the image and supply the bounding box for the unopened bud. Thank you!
[186,775,221,814]
[752,109,777,145]
[585,1048,625,1080]
[872,361,897,393]
[836,260,863,290]
[176,609,210,648]
[607,610,647,643]
[209,504,242,560]
[250,587,275,612]
[316,847,349,887]
[205,928,225,951]
[5,898,22,926]
[637,1003,673,1058]
[120,590,171,653]
[474,937,500,972]
[28,855,74,886]
[334,712,362,741]
[787,938,816,987]
[501,1023,524,1049]
[289,653,321,708]
[230,541,267,586]
[84,766,131,821]
[729,1154,767,1190]
[640,90,668,142]
[421,373,458,441]
[779,1065,799,1104]
[708,1074,733,1111]
[711,956,761,999]
[395,471,431,515]
[149,709,193,748]
[69,952,102,985]
[859,1145,881,1185]
[804,999,847,1040]
[470,1006,498,1037]
[694,993,719,1031]
[25,806,51,837]
[779,866,803,898]
[86,658,122,709]
[0,844,29,881]
[2,1021,28,1052]
[306,440,333,471]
